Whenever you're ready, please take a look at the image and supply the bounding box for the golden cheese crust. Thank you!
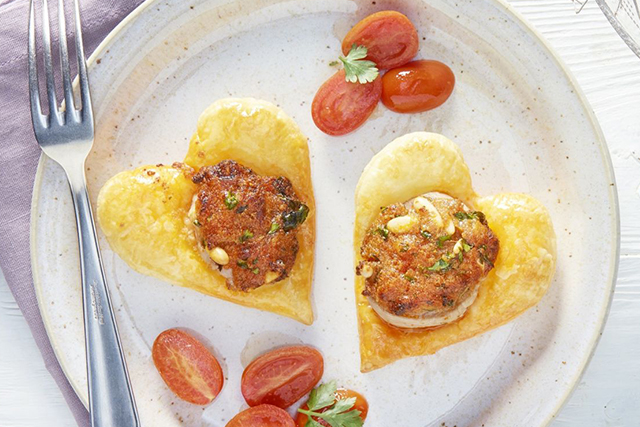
[97,98,315,324]
[354,132,556,371]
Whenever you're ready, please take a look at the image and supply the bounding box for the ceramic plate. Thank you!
[30,0,619,426]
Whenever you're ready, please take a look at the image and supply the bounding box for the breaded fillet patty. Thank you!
[190,160,309,292]
[357,192,499,328]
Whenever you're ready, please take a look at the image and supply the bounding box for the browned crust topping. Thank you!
[192,160,308,291]
[357,195,499,318]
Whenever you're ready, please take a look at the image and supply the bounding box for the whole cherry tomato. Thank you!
[342,11,419,69]
[312,70,382,136]
[241,345,324,408]
[152,329,224,405]
[226,404,295,427]
[381,60,455,113]
[295,388,369,427]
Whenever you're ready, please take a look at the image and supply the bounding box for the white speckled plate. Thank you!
[30,0,619,426]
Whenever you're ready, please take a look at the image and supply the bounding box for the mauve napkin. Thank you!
[0,0,144,425]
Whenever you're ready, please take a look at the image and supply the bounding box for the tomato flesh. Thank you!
[312,70,382,136]
[295,388,369,427]
[381,60,455,113]
[342,11,419,69]
[241,345,324,409]
[226,404,295,427]
[152,329,224,405]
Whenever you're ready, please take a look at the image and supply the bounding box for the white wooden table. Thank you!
[0,0,638,425]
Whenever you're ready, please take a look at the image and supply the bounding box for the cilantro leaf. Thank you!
[298,382,363,427]
[339,44,379,84]
[307,381,337,411]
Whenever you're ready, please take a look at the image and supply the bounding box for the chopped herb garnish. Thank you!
[224,191,238,210]
[237,260,249,269]
[400,243,410,253]
[458,251,463,262]
[338,44,379,84]
[479,252,494,267]
[297,381,364,427]
[380,206,388,212]
[251,267,260,274]
[453,211,486,222]
[239,229,253,242]
[193,219,202,227]
[427,259,451,272]
[442,296,455,307]
[420,230,432,239]
[282,203,310,231]
[437,235,451,248]
[403,274,416,282]
[329,60,339,67]
[461,239,473,252]
[268,222,280,234]
[373,226,389,240]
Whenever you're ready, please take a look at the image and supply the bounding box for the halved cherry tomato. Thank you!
[295,388,369,427]
[152,329,224,405]
[312,70,382,136]
[241,345,324,408]
[381,59,455,113]
[226,404,295,427]
[342,11,419,69]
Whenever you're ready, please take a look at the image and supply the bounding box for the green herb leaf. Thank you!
[403,274,416,282]
[437,235,451,248]
[239,229,254,242]
[453,211,486,222]
[237,259,249,269]
[268,222,280,234]
[224,191,238,210]
[282,203,310,231]
[251,267,260,274]
[461,239,473,252]
[298,381,363,427]
[339,44,379,84]
[307,381,337,411]
[427,259,451,272]
[374,226,389,240]
[329,60,339,67]
[193,219,202,227]
[305,419,324,427]
[420,230,432,239]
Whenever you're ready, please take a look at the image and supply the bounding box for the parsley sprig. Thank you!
[297,381,364,427]
[339,44,379,84]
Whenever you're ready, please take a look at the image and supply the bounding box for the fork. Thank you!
[28,1,140,426]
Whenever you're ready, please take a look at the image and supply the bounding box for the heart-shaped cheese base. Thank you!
[354,132,556,371]
[97,98,315,325]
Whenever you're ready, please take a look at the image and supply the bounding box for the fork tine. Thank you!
[28,0,46,130]
[41,0,61,124]
[58,0,76,120]
[73,0,93,123]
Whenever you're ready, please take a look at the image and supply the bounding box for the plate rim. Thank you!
[29,0,621,425]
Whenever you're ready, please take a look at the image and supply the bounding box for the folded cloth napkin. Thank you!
[0,0,144,425]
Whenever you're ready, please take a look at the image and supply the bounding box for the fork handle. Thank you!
[65,163,140,427]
